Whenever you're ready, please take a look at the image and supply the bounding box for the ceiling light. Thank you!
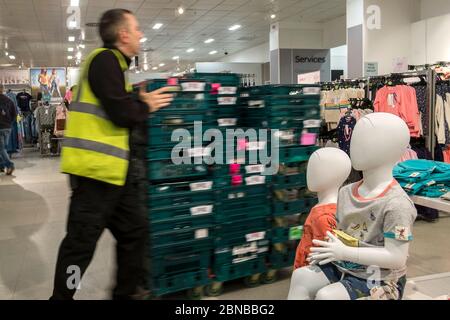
[68,36,75,42]
[152,23,163,30]
[68,56,73,60]
[204,38,215,44]
[143,63,149,71]
[271,14,276,19]
[9,55,15,60]
[178,7,184,15]
[70,0,79,6]
[152,66,158,70]
[140,37,148,43]
[159,63,165,67]
[79,44,85,49]
[209,50,217,55]
[68,47,74,52]
[186,48,194,53]
[76,52,82,59]
[228,24,241,31]
[5,52,8,56]
[172,56,179,60]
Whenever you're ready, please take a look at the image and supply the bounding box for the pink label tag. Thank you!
[211,83,221,94]
[231,175,243,186]
[300,133,317,146]
[229,164,241,175]
[167,78,178,85]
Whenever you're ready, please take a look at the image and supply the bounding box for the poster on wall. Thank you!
[0,69,29,85]
[392,57,408,73]
[30,67,66,101]
[297,71,321,84]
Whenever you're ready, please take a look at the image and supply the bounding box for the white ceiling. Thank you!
[0,0,346,71]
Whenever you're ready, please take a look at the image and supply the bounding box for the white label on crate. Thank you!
[232,242,258,256]
[246,231,266,242]
[228,193,236,199]
[195,93,205,100]
[245,164,264,174]
[247,141,266,151]
[258,247,269,254]
[245,175,266,186]
[237,192,245,198]
[187,147,210,157]
[233,255,257,264]
[181,82,206,92]
[195,229,209,239]
[218,118,237,126]
[279,130,295,140]
[189,181,213,192]
[302,87,321,95]
[248,100,265,108]
[190,205,213,216]
[303,119,322,128]
[219,86,237,95]
[218,96,237,105]
[241,93,250,98]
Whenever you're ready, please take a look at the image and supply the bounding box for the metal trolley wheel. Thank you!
[205,281,224,297]
[186,286,204,300]
[243,273,262,288]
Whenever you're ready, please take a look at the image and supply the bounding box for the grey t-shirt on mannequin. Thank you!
[333,180,417,281]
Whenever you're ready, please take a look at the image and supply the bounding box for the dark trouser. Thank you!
[51,167,149,300]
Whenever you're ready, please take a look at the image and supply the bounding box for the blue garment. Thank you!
[0,128,14,169]
[337,115,357,155]
[319,263,406,300]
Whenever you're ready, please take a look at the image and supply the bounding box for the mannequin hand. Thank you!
[308,231,350,265]
[139,86,174,113]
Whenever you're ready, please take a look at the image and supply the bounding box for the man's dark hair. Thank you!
[99,9,132,46]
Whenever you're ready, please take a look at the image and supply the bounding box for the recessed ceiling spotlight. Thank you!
[68,47,74,52]
[68,36,75,42]
[178,7,184,15]
[172,56,179,60]
[152,66,158,70]
[9,55,15,60]
[209,50,217,55]
[228,24,241,31]
[159,63,165,67]
[153,23,163,30]
[79,44,85,49]
[68,56,73,60]
[5,51,8,56]
[204,38,215,44]
[270,14,276,19]
[76,52,82,59]
[186,48,195,53]
[140,37,148,43]
[143,63,149,71]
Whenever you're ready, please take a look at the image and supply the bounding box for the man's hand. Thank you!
[307,231,350,265]
[139,86,174,113]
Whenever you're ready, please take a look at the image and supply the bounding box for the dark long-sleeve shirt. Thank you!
[87,47,148,161]
[0,94,17,129]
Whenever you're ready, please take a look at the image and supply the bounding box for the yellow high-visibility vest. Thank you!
[61,48,133,186]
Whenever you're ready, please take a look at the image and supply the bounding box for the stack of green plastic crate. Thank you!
[243,85,322,282]
[183,74,272,296]
[146,78,216,299]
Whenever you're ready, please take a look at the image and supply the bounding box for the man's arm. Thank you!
[88,50,148,128]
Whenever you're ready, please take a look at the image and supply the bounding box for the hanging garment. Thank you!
[337,115,357,155]
[54,104,68,137]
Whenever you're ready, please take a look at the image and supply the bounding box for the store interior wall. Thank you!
[219,42,270,63]
[195,62,263,85]
[363,0,421,75]
[331,45,348,79]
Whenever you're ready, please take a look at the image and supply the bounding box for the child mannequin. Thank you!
[288,113,417,300]
[293,148,351,269]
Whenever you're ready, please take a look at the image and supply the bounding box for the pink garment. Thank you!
[399,148,418,163]
[374,85,421,137]
[64,90,73,104]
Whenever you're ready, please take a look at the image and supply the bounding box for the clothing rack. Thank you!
[368,69,436,158]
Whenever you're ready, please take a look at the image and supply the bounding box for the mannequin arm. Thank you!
[309,232,409,270]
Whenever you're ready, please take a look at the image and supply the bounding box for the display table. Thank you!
[410,195,450,213]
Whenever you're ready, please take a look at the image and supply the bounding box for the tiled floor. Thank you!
[1,149,449,300]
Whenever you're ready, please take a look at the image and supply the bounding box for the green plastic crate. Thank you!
[214,217,271,245]
[150,245,212,277]
[149,202,215,228]
[271,225,305,244]
[151,222,214,247]
[215,204,270,223]
[148,123,213,148]
[249,85,321,96]
[268,248,296,269]
[148,179,215,208]
[247,95,320,108]
[215,183,268,202]
[211,258,267,282]
[150,238,212,257]
[214,239,270,266]
[148,159,209,182]
[276,146,319,163]
[151,269,210,297]
[148,110,213,126]
[188,72,241,87]
[272,198,318,217]
[244,109,321,128]
[272,173,307,189]
[146,78,211,92]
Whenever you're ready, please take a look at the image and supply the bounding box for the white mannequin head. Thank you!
[350,113,410,171]
[307,148,352,193]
